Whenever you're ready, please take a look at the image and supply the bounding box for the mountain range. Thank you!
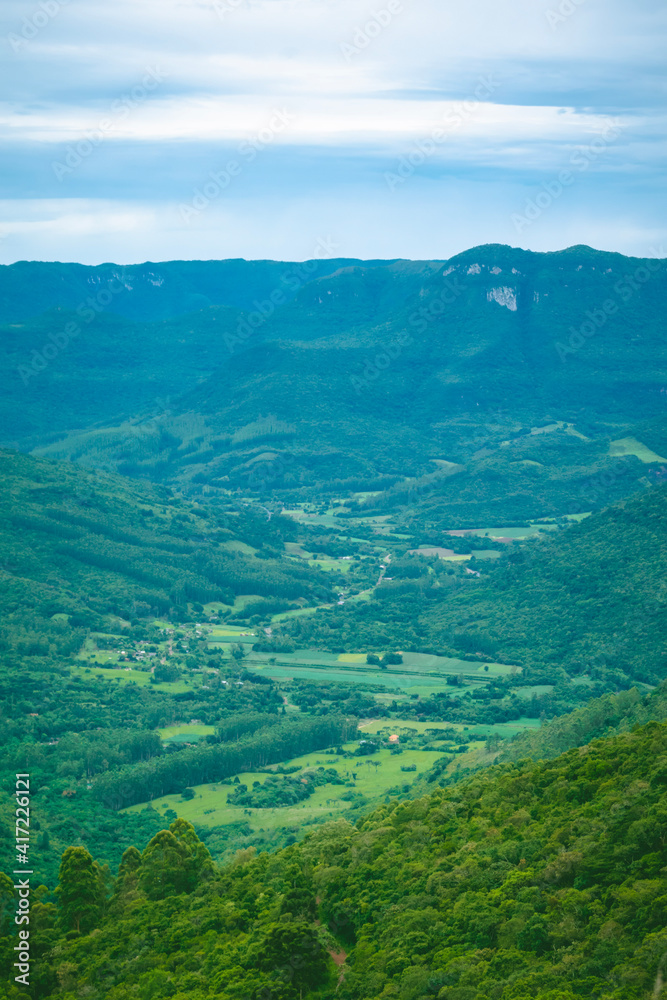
[3,244,667,525]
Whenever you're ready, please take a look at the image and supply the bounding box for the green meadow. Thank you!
[124,743,445,832]
[609,435,667,464]
[124,708,542,834]
[158,723,216,744]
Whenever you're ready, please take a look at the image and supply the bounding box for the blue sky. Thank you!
[1,0,665,264]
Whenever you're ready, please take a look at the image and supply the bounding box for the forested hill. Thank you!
[0,449,331,658]
[3,245,667,524]
[501,681,667,763]
[283,484,667,694]
[0,257,398,323]
[8,721,667,1000]
[425,483,667,684]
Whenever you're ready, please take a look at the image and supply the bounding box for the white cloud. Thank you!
[0,95,624,144]
[1,0,665,261]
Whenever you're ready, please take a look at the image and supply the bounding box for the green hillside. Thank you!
[1,249,667,1000]
[282,484,667,698]
[6,721,667,999]
[3,246,666,523]
[0,448,332,658]
[425,484,667,683]
[501,682,667,763]
[0,257,395,324]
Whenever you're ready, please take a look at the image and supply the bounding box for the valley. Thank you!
[1,246,666,1000]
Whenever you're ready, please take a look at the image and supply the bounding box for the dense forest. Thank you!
[3,722,667,999]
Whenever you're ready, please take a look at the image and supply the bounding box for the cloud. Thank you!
[0,0,665,262]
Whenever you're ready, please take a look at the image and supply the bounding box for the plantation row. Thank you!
[93,714,358,809]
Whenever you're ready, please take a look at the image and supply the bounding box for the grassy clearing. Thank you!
[242,661,455,695]
[609,436,667,464]
[238,647,514,679]
[359,719,462,735]
[70,664,191,693]
[208,624,258,638]
[513,685,555,699]
[271,607,321,623]
[233,595,266,611]
[283,505,399,531]
[219,540,257,555]
[397,651,518,677]
[206,646,518,697]
[284,542,313,559]
[471,525,555,539]
[125,744,444,831]
[359,717,540,739]
[202,602,234,615]
[308,558,352,573]
[158,723,216,742]
[346,590,372,603]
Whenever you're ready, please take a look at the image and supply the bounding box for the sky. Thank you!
[1,0,666,264]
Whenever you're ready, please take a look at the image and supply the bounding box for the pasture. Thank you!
[609,436,667,464]
[158,723,216,744]
[124,742,446,832]
[70,664,191,693]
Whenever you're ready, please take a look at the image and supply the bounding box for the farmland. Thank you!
[125,738,450,833]
[124,713,542,843]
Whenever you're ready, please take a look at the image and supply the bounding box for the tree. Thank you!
[138,831,191,900]
[255,921,330,994]
[153,662,181,683]
[0,871,12,917]
[56,847,105,933]
[139,819,213,900]
[114,846,142,899]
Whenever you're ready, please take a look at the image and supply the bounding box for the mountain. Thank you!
[0,256,397,324]
[4,247,667,1000]
[9,720,667,999]
[4,244,666,524]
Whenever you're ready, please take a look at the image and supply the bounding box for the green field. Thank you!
[231,647,513,694]
[283,505,398,531]
[359,720,464,735]
[158,723,216,744]
[609,436,667,464]
[203,638,518,698]
[270,607,319,623]
[219,540,257,555]
[208,624,258,638]
[359,717,541,738]
[124,743,446,831]
[124,711,542,835]
[244,662,451,694]
[308,558,352,573]
[464,524,558,540]
[71,664,192,692]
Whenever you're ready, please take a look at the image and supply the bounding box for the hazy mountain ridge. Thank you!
[0,257,400,324]
[3,245,666,522]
